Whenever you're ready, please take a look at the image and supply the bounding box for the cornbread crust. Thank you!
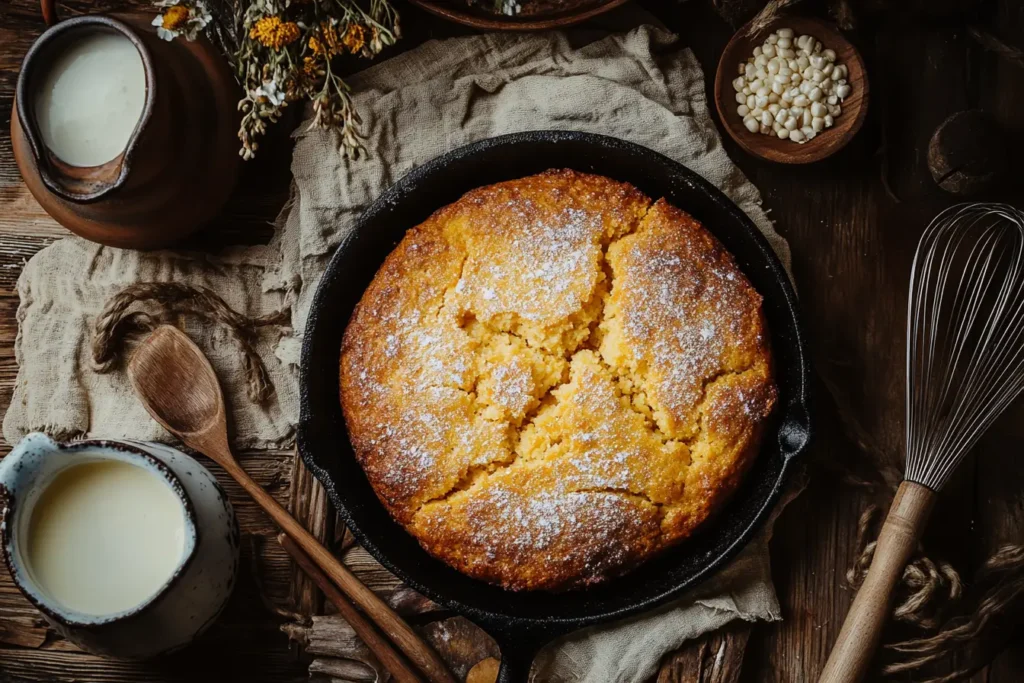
[340,170,776,591]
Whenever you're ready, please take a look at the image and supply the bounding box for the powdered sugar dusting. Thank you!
[455,205,603,325]
[458,484,653,571]
[342,173,774,589]
[608,204,764,438]
[484,360,534,421]
[366,386,458,496]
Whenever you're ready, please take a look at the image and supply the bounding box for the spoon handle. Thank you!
[222,460,456,683]
[277,533,423,683]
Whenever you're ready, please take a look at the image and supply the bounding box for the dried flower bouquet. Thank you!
[151,0,400,159]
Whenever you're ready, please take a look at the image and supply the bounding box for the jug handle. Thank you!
[40,0,57,27]
[0,433,60,512]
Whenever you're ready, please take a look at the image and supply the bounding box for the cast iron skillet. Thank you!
[299,131,812,682]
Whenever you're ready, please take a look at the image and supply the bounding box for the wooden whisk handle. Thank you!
[818,481,937,683]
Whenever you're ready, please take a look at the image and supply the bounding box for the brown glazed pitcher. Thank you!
[11,3,240,249]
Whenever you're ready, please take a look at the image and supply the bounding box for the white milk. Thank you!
[33,31,146,167]
[26,460,186,616]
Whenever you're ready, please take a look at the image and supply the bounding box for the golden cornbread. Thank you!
[340,170,776,591]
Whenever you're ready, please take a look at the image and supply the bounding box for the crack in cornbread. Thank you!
[340,170,776,591]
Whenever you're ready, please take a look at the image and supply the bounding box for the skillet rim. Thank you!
[298,130,812,634]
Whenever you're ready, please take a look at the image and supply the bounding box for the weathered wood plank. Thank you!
[964,4,1024,681]
[288,457,334,618]
[0,234,55,294]
[0,614,47,649]
[0,628,307,683]
[656,622,752,683]
[0,2,1023,682]
[338,547,404,595]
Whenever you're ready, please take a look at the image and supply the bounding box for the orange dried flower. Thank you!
[303,56,322,77]
[249,16,301,50]
[309,22,350,57]
[321,22,341,55]
[161,5,190,31]
[342,24,366,54]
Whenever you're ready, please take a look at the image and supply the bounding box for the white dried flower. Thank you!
[253,80,286,107]
[151,0,212,42]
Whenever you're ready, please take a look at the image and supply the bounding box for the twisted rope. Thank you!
[91,282,290,404]
[882,545,1024,682]
[845,502,963,630]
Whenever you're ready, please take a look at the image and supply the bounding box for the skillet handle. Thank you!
[496,645,540,683]
[488,629,547,683]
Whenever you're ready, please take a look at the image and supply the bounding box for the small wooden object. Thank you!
[277,534,423,683]
[817,481,937,683]
[714,17,869,164]
[928,110,1008,196]
[127,325,455,683]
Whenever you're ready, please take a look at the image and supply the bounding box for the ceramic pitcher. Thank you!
[0,433,239,659]
[11,8,240,249]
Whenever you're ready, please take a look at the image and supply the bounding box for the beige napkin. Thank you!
[4,20,800,683]
[2,240,295,450]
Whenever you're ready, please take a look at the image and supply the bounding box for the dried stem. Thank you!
[151,0,400,158]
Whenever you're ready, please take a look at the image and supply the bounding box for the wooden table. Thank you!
[2,1,1024,681]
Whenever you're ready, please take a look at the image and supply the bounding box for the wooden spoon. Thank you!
[128,325,454,683]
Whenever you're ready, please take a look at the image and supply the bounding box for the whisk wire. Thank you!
[905,204,1024,490]
[937,233,1017,444]
[916,220,1003,469]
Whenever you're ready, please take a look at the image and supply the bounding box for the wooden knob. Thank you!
[928,110,1008,196]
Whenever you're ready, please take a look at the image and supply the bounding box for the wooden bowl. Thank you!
[408,0,629,30]
[713,16,869,164]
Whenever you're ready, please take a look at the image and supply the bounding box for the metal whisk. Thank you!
[820,203,1024,683]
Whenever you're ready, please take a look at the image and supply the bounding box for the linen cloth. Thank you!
[4,18,799,683]
[2,240,293,450]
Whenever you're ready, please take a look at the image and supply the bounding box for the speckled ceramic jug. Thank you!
[0,433,239,659]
